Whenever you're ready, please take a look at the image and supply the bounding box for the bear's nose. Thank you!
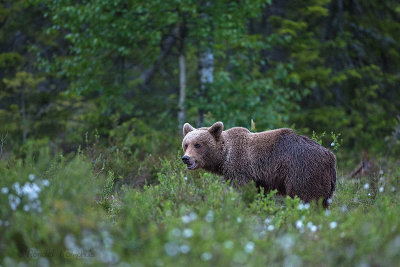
[182,155,190,163]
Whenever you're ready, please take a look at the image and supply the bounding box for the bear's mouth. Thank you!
[187,161,197,170]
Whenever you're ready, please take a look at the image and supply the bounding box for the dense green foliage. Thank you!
[1,151,400,266]
[0,0,399,154]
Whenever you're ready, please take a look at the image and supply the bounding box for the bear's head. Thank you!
[181,121,224,171]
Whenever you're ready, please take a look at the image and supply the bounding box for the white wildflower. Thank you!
[284,255,302,267]
[9,194,21,210]
[305,221,318,232]
[182,212,197,224]
[101,230,113,249]
[224,240,234,249]
[331,142,335,147]
[379,187,384,193]
[42,180,50,187]
[325,210,331,216]
[81,231,101,250]
[170,228,181,237]
[201,252,212,261]
[64,234,80,253]
[330,221,338,229]
[31,200,42,212]
[244,242,255,254]
[189,212,197,220]
[257,230,266,239]
[1,187,9,194]
[237,217,242,223]
[205,210,214,223]
[298,203,310,210]
[38,258,50,267]
[180,245,190,254]
[29,174,36,181]
[296,220,304,229]
[363,183,370,190]
[13,182,22,195]
[99,251,119,264]
[183,228,193,238]
[267,225,275,231]
[32,183,41,192]
[277,234,294,250]
[181,216,191,224]
[164,242,179,256]
[22,183,40,200]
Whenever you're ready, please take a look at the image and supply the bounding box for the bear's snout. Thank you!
[182,155,190,163]
[182,155,197,170]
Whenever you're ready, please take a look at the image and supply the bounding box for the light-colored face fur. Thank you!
[182,122,224,170]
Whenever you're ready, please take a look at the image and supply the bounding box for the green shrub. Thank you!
[1,150,400,266]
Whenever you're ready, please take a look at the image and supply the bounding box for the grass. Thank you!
[1,148,400,266]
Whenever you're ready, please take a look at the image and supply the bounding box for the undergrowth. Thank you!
[0,149,400,266]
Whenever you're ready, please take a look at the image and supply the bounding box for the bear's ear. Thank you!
[183,123,195,136]
[209,121,224,140]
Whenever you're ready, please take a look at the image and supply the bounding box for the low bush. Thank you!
[1,149,400,266]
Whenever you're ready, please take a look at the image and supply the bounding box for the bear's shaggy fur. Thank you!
[182,121,336,207]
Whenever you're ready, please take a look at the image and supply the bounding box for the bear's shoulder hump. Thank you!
[226,127,250,134]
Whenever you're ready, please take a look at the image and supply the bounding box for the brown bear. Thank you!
[181,121,336,207]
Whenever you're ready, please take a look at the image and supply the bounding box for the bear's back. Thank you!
[225,127,251,136]
[221,128,294,184]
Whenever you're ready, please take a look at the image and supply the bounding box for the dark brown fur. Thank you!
[182,122,337,208]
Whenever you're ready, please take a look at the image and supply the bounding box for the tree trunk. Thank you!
[0,133,7,159]
[21,89,27,144]
[178,48,186,129]
[197,47,214,127]
[141,27,179,88]
[196,1,214,127]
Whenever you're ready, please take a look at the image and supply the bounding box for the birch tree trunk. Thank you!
[197,48,214,127]
[178,19,187,129]
[178,47,186,129]
[196,1,214,127]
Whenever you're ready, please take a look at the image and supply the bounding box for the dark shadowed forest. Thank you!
[1,0,400,266]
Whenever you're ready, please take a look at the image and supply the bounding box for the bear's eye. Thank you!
[185,144,188,149]
[194,144,201,149]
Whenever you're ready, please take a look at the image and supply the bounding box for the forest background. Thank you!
[1,0,400,265]
[1,0,399,166]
